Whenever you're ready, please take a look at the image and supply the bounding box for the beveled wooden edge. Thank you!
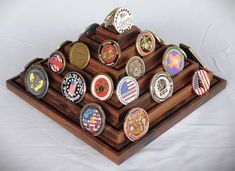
[6,75,227,165]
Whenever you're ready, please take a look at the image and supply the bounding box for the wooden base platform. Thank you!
[6,73,226,164]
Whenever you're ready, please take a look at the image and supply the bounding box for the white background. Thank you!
[0,0,235,170]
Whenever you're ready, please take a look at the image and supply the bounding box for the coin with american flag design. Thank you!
[116,76,139,105]
[80,103,105,136]
[61,72,86,103]
[48,51,66,74]
[192,70,210,96]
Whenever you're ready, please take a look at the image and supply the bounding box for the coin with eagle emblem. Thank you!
[91,73,114,101]
[124,108,149,141]
[136,31,156,56]
[24,64,49,99]
[98,40,121,67]
[126,56,145,79]
[80,103,105,136]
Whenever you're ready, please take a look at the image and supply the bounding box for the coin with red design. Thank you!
[80,103,105,136]
[48,51,66,74]
[192,70,210,96]
[98,40,121,67]
[124,108,149,141]
[91,74,114,101]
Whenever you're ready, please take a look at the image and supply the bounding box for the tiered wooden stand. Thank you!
[6,24,227,165]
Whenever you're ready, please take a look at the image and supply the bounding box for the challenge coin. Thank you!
[24,65,49,99]
[125,56,145,79]
[80,103,105,136]
[48,51,66,74]
[69,42,90,69]
[104,8,118,28]
[162,45,185,76]
[124,108,149,141]
[150,71,173,103]
[136,31,156,56]
[112,7,134,33]
[116,76,139,105]
[98,40,121,67]
[192,70,210,96]
[91,73,114,101]
[61,72,86,103]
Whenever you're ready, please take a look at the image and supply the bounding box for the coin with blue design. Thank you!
[61,72,86,103]
[80,103,105,136]
[24,65,49,99]
[162,45,185,76]
[116,76,139,105]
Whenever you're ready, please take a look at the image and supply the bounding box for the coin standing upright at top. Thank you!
[126,56,145,79]
[104,7,134,34]
[69,42,90,69]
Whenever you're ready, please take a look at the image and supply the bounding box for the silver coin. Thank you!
[24,64,49,99]
[126,56,145,79]
[116,76,139,105]
[150,71,173,103]
[113,7,134,33]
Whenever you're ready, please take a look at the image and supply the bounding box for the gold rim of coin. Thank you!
[69,42,90,69]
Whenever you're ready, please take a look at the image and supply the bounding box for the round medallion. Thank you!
[69,42,90,69]
[136,31,156,56]
[98,40,121,67]
[80,103,105,136]
[192,70,210,96]
[126,56,145,79]
[113,7,133,33]
[150,71,173,103]
[124,108,149,141]
[61,72,86,103]
[24,65,49,99]
[48,51,66,74]
[91,74,114,101]
[162,45,185,76]
[116,76,139,105]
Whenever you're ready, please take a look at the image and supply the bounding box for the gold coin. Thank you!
[69,42,90,69]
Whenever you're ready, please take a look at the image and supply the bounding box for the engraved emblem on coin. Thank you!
[24,65,49,99]
[113,7,133,33]
[80,103,105,136]
[69,42,90,69]
[98,40,120,67]
[126,56,145,79]
[192,70,210,96]
[91,74,113,101]
[162,45,185,76]
[150,71,173,103]
[61,72,86,103]
[136,31,156,56]
[124,108,149,141]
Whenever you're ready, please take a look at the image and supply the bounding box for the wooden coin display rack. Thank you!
[6,24,227,165]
